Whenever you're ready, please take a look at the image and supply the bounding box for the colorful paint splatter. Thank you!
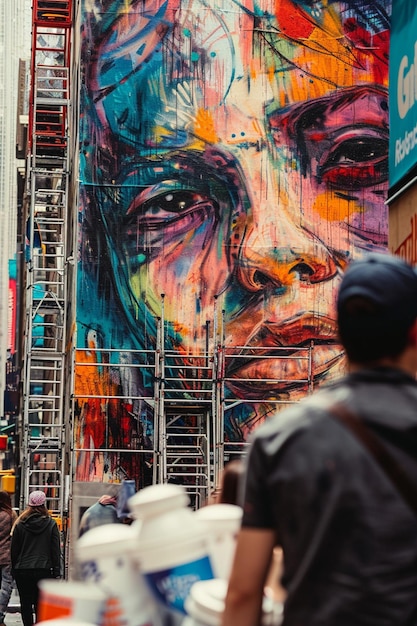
[76,0,390,483]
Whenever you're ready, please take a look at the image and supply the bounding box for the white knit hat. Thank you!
[28,490,46,506]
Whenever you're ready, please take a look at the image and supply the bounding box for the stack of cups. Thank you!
[37,580,107,623]
[194,504,242,580]
[128,484,215,623]
[183,579,226,626]
[182,579,282,626]
[75,523,163,626]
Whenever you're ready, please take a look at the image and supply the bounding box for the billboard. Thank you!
[8,259,17,354]
[389,0,417,188]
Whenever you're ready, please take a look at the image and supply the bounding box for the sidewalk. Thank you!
[4,612,23,626]
[5,587,22,626]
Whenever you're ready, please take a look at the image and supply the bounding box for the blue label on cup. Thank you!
[145,555,214,614]
[80,559,100,582]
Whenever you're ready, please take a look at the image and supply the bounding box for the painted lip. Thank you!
[223,314,344,399]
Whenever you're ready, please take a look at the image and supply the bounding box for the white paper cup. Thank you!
[184,579,226,626]
[38,579,107,623]
[129,485,214,616]
[76,523,161,626]
[195,504,242,579]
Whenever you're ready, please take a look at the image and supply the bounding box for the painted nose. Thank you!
[229,143,343,293]
[237,223,339,293]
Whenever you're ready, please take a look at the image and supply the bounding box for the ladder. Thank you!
[21,0,73,529]
[153,297,220,507]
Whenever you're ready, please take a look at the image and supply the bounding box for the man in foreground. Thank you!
[223,253,417,626]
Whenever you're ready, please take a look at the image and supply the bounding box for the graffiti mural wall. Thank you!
[76,0,390,482]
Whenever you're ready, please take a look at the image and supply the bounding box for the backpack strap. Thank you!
[328,403,417,517]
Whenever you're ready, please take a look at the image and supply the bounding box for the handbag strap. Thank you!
[328,403,417,517]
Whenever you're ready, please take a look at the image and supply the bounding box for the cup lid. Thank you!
[184,579,227,626]
[195,504,242,521]
[38,580,107,600]
[37,621,98,626]
[75,523,138,559]
[128,484,189,519]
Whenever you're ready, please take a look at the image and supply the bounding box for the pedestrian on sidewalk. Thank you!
[0,491,17,626]
[78,487,122,537]
[78,480,136,536]
[78,493,120,537]
[223,253,417,626]
[11,490,61,626]
[217,460,245,506]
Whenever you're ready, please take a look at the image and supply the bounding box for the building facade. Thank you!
[0,0,31,427]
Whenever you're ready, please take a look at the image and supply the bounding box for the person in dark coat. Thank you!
[0,491,17,626]
[11,490,61,626]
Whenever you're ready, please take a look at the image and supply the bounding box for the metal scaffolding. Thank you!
[20,2,318,545]
[72,300,316,508]
[21,0,73,531]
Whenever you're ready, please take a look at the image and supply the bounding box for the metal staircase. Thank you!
[21,0,73,527]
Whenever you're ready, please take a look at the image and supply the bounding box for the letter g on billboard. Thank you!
[398,55,410,119]
[398,42,417,120]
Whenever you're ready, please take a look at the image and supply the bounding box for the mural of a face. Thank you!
[77,0,390,478]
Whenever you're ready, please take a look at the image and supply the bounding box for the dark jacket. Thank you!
[11,513,61,576]
[0,509,16,567]
[243,367,417,626]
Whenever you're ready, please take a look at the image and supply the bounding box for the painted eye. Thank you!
[318,137,388,189]
[141,190,207,217]
[289,262,315,282]
[125,180,213,225]
[125,189,214,230]
[121,186,219,264]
